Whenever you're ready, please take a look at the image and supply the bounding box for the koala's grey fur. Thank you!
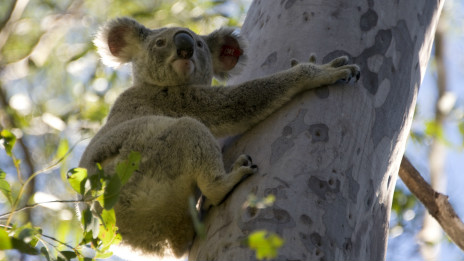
[79,17,360,257]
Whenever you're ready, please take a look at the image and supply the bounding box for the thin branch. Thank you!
[399,157,464,251]
[0,223,80,254]
[40,233,78,252]
[0,199,86,219]
[3,139,83,224]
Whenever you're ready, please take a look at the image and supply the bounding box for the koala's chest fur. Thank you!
[106,84,220,128]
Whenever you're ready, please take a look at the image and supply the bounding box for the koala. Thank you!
[79,17,360,257]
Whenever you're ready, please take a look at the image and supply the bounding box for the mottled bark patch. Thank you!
[307,176,340,200]
[360,9,378,31]
[308,123,329,143]
[260,51,278,68]
[270,109,308,163]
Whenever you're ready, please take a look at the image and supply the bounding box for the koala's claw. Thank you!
[327,56,349,68]
[341,65,361,83]
[245,155,253,165]
[309,53,317,63]
[290,59,299,67]
[291,53,317,68]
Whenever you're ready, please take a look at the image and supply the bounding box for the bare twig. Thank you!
[0,223,80,254]
[0,199,85,219]
[3,139,82,225]
[41,233,79,252]
[400,157,464,251]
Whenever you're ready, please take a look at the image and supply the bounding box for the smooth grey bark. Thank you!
[190,0,444,260]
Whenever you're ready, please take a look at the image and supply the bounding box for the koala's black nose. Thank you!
[174,32,194,59]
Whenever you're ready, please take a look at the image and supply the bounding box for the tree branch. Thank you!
[400,157,464,251]
[0,199,85,219]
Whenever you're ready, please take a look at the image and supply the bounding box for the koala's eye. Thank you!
[155,39,166,47]
[197,41,203,48]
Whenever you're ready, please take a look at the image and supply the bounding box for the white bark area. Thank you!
[190,0,444,260]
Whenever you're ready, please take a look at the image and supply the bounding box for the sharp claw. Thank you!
[290,59,299,67]
[309,54,317,63]
[246,155,252,163]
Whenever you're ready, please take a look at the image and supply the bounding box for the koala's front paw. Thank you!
[323,56,361,82]
[293,54,361,86]
[233,154,258,177]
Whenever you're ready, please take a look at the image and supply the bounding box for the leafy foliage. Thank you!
[243,194,284,260]
[247,230,284,260]
[0,130,140,260]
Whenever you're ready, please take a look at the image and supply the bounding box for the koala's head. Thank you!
[94,17,246,86]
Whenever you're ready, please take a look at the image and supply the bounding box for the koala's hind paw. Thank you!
[233,154,258,176]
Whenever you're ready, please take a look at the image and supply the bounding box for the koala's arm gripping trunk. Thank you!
[196,67,312,137]
[199,58,359,137]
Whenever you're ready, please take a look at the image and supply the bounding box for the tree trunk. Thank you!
[190,0,444,260]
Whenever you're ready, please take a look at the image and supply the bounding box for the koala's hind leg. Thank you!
[161,116,257,206]
[197,153,258,206]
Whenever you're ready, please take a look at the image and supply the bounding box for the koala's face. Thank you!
[95,18,246,87]
[134,27,214,86]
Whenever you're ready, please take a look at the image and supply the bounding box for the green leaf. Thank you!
[0,228,12,250]
[40,247,51,261]
[67,168,88,195]
[98,208,121,251]
[0,169,13,205]
[17,228,36,243]
[248,230,284,260]
[81,208,95,233]
[56,138,70,181]
[103,175,121,210]
[246,194,276,209]
[57,250,77,261]
[189,196,205,239]
[11,237,39,255]
[116,151,141,185]
[55,138,70,160]
[87,165,105,196]
[0,129,16,156]
[459,121,464,146]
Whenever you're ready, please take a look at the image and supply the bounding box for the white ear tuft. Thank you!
[94,17,149,68]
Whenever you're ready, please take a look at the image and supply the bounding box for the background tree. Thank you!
[190,0,445,260]
[419,12,448,261]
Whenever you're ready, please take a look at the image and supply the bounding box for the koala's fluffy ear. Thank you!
[94,17,149,68]
[203,28,247,80]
